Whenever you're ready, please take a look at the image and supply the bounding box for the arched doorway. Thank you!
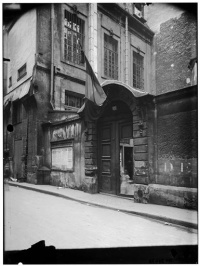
[98,100,133,195]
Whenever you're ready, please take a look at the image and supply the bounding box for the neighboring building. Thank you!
[3,3,197,209]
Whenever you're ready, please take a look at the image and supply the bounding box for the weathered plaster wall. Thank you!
[7,9,36,92]
[53,3,88,110]
[44,119,85,189]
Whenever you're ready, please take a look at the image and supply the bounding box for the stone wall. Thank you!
[156,87,197,188]
[7,9,36,92]
[155,12,197,95]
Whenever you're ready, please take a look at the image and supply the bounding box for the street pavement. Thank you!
[7,181,198,229]
[4,186,197,251]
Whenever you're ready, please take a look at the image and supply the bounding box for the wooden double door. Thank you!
[98,117,133,195]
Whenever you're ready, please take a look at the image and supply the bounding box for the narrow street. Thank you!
[4,186,197,251]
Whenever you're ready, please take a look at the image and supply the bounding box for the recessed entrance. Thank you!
[98,100,133,195]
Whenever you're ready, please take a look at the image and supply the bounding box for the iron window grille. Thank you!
[133,51,144,90]
[104,33,118,79]
[64,10,84,65]
[65,91,84,109]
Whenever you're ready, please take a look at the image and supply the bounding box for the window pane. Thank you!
[65,91,83,108]
[64,10,84,65]
[104,33,118,79]
[133,51,144,90]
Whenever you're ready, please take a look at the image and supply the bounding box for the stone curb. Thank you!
[8,182,198,230]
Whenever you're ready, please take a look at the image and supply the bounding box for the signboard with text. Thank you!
[52,146,73,171]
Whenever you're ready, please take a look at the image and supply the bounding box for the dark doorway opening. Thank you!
[98,100,133,195]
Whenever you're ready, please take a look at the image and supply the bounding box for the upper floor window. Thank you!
[13,101,22,124]
[133,51,144,90]
[17,63,27,81]
[104,33,118,79]
[64,10,84,65]
[65,91,84,109]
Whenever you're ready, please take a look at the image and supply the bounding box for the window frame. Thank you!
[101,26,121,80]
[132,50,144,90]
[17,63,27,81]
[8,76,12,88]
[61,5,86,69]
[64,90,84,110]
[51,140,74,172]
[103,33,119,80]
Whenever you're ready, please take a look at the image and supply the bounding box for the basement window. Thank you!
[65,91,84,109]
[17,63,27,81]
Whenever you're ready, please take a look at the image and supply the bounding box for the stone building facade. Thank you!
[3,3,197,209]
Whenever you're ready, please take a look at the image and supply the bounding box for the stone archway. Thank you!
[97,82,150,196]
[83,81,152,201]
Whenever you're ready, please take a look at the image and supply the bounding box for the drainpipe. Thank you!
[50,3,54,109]
[125,13,129,84]
[153,98,158,183]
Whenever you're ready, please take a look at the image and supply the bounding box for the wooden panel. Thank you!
[102,160,111,173]
[102,127,110,140]
[102,144,111,156]
[99,121,119,194]
[134,137,148,145]
[101,175,111,191]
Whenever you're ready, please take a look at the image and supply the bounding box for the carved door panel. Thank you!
[98,122,119,194]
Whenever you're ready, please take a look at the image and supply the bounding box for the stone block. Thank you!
[27,172,37,184]
[134,137,148,145]
[148,184,197,210]
[82,175,98,194]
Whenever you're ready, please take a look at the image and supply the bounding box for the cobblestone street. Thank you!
[4,186,197,251]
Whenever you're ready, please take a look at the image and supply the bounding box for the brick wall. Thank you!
[156,12,197,95]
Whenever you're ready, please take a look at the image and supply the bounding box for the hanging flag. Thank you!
[78,50,107,121]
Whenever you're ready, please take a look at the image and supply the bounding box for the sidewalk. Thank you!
[8,181,198,229]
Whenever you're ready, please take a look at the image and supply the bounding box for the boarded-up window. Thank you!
[52,146,73,171]
[104,33,118,79]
